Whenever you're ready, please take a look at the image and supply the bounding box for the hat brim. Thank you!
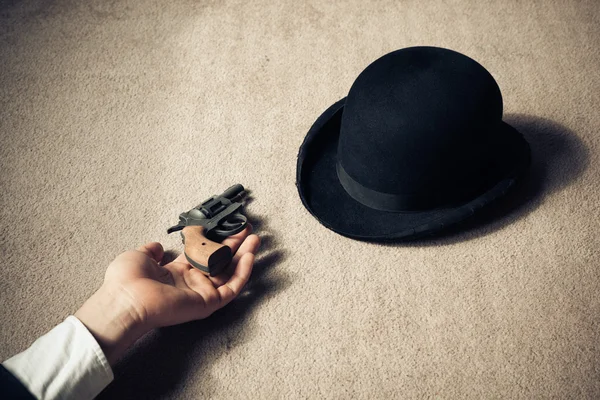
[296,98,531,241]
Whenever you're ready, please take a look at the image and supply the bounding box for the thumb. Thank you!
[136,242,164,263]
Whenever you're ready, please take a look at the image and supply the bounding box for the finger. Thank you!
[183,267,218,297]
[217,252,255,307]
[221,224,253,255]
[136,242,164,263]
[231,234,261,265]
[210,234,261,287]
[208,274,228,287]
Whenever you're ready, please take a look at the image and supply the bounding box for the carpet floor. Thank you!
[1,0,599,398]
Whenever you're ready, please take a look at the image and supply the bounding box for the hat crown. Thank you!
[338,46,504,209]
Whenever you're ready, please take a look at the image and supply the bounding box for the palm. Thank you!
[103,227,260,329]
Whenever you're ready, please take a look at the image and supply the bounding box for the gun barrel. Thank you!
[221,184,245,200]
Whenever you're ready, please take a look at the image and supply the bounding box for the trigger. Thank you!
[213,213,247,237]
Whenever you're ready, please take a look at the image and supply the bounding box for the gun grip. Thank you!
[181,226,232,276]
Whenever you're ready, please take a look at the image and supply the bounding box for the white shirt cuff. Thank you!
[2,316,114,400]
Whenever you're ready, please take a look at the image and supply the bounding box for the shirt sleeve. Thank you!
[2,316,114,400]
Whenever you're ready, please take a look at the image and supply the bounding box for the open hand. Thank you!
[75,225,260,365]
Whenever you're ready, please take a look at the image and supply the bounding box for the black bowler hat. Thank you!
[296,46,531,241]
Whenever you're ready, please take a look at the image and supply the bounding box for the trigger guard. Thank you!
[212,214,247,238]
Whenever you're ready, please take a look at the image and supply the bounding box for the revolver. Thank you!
[167,184,248,276]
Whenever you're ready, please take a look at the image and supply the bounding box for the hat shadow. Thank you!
[97,212,290,399]
[394,114,589,246]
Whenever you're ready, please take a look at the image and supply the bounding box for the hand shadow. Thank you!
[393,114,589,246]
[97,214,289,399]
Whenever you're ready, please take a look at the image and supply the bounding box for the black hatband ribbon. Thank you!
[336,162,441,212]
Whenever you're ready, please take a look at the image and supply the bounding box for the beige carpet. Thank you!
[1,0,599,398]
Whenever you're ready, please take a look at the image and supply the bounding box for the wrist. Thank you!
[75,284,150,366]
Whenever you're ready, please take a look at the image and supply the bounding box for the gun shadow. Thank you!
[382,114,589,246]
[97,213,289,399]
